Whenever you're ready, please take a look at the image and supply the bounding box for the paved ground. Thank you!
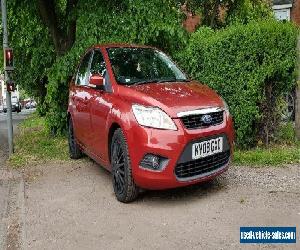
[0,109,34,250]
[0,110,299,250]
[22,161,299,250]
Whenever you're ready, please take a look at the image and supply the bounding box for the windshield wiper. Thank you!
[131,80,159,86]
[131,78,190,86]
[156,79,191,83]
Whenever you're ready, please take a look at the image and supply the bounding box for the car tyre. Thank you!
[111,128,139,203]
[68,118,82,159]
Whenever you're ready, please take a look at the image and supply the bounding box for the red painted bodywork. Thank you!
[68,44,235,190]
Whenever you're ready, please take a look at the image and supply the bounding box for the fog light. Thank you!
[140,154,168,171]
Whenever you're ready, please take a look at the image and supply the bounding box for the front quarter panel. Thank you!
[104,95,137,170]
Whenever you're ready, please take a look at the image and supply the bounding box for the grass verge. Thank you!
[234,144,300,166]
[9,113,69,168]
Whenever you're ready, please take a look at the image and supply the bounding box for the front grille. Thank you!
[180,111,224,129]
[175,150,230,180]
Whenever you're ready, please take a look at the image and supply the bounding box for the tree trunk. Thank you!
[37,0,77,56]
[210,0,220,28]
[295,35,300,139]
[36,76,48,116]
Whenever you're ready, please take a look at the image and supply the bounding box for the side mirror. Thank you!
[89,74,104,90]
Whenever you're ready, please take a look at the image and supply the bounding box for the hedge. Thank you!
[179,20,298,147]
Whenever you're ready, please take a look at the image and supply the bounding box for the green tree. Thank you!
[46,0,187,133]
[226,0,273,24]
[37,0,78,56]
[8,1,55,114]
[177,0,273,28]
[7,0,186,132]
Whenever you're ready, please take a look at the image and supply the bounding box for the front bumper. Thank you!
[126,113,234,190]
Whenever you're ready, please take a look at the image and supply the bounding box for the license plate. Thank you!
[192,137,223,160]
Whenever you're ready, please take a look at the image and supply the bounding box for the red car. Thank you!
[68,44,235,202]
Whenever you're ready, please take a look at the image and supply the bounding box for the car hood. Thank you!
[125,81,224,118]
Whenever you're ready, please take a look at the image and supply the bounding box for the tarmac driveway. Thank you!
[20,159,300,250]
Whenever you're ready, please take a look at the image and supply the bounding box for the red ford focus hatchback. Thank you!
[68,44,235,202]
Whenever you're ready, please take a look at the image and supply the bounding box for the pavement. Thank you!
[0,109,299,250]
[0,109,34,250]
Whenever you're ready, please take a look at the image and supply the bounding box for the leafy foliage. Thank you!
[274,122,296,144]
[176,0,273,28]
[179,20,298,147]
[226,0,274,25]
[46,0,187,133]
[176,0,232,28]
[8,1,55,106]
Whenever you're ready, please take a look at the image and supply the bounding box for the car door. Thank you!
[87,49,112,161]
[71,51,93,147]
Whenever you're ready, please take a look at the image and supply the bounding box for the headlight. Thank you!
[132,104,177,130]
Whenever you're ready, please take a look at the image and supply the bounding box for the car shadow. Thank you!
[136,176,229,204]
[85,156,230,204]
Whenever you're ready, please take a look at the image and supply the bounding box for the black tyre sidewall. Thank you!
[111,129,138,202]
[68,118,82,159]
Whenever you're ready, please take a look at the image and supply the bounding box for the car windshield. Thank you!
[107,47,188,86]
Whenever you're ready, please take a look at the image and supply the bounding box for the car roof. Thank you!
[93,43,155,50]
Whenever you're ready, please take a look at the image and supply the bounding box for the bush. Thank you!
[274,122,296,144]
[179,20,298,147]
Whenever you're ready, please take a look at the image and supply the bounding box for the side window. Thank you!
[76,52,92,86]
[90,50,106,76]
